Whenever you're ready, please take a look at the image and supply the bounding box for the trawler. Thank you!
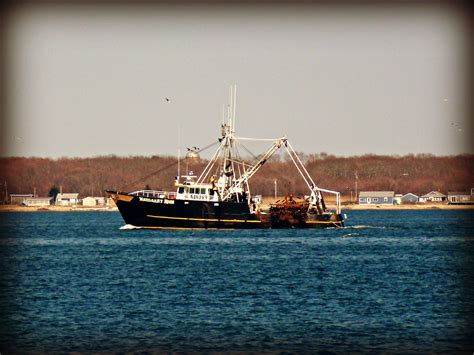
[107,86,344,229]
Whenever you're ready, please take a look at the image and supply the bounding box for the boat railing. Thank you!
[130,190,177,199]
[316,188,341,214]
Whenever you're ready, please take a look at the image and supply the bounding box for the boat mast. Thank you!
[196,85,239,197]
[222,85,237,193]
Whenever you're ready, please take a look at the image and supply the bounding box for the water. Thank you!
[1,210,473,352]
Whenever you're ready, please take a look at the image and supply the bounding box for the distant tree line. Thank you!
[0,153,473,203]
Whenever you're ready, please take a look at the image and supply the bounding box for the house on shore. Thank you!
[359,191,395,205]
[401,193,419,204]
[9,194,34,205]
[82,196,105,207]
[55,193,79,206]
[447,189,474,205]
[419,191,447,203]
[22,197,53,207]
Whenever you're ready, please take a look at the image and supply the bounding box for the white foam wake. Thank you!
[342,232,360,237]
[120,224,142,230]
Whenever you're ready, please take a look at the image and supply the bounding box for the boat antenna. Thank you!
[222,104,226,125]
[229,85,233,129]
[177,123,181,183]
[232,84,237,133]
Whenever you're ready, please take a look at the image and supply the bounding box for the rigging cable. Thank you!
[237,141,260,162]
[122,140,220,190]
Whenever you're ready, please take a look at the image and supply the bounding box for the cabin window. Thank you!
[190,188,195,194]
[373,198,378,202]
[201,188,207,194]
[384,197,388,201]
[178,187,185,194]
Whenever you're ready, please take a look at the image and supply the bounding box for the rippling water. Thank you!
[1,210,473,352]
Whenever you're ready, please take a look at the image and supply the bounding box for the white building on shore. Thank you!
[419,191,446,203]
[55,193,79,206]
[82,196,105,207]
[21,197,53,207]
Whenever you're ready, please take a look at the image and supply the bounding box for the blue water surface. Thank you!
[0,210,473,352]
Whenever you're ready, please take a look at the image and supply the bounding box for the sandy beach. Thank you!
[0,205,119,212]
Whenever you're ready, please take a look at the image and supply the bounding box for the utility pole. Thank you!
[274,179,277,200]
[354,171,358,204]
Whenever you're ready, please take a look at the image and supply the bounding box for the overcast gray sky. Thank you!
[2,2,472,158]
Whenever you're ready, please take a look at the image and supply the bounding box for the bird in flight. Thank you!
[450,122,463,132]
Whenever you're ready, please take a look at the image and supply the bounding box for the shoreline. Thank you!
[340,204,474,210]
[0,205,119,212]
[0,204,473,212]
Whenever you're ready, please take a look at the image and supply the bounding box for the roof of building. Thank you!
[10,194,34,197]
[420,191,446,198]
[447,192,471,196]
[23,197,53,201]
[56,193,79,199]
[359,191,395,198]
[402,193,419,198]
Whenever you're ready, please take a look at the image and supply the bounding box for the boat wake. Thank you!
[346,225,387,229]
[342,225,388,237]
[120,224,142,230]
[342,232,361,237]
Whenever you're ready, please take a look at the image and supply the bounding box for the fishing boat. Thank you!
[106,86,344,229]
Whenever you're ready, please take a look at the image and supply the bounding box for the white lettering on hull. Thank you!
[139,197,175,204]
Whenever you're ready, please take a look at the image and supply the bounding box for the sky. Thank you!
[2,2,472,158]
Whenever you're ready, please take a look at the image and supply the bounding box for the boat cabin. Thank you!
[176,183,218,202]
